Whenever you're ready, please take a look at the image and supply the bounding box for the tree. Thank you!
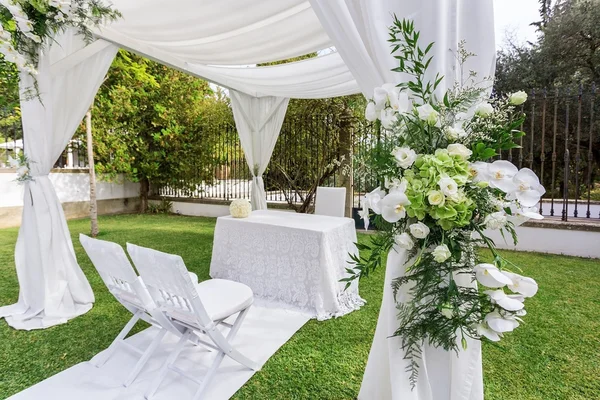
[90,50,230,211]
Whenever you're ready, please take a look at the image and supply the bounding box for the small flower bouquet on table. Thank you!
[345,18,544,387]
[230,199,252,218]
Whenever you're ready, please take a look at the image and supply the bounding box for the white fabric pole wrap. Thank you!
[0,31,118,330]
[309,0,496,99]
[230,90,289,210]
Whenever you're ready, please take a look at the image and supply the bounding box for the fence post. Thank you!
[562,89,571,221]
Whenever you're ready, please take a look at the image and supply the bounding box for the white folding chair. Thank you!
[79,234,187,387]
[126,243,260,400]
[314,186,346,217]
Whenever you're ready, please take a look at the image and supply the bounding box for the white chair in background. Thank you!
[314,186,346,217]
[126,243,260,400]
[79,234,186,387]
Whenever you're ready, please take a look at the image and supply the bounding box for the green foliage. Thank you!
[146,197,173,214]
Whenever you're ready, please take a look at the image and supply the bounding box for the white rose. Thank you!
[447,143,472,159]
[395,232,414,250]
[409,222,430,239]
[391,146,417,169]
[432,244,451,263]
[437,176,458,198]
[427,190,445,206]
[509,91,528,106]
[444,126,466,141]
[474,102,494,117]
[484,211,507,230]
[416,103,439,125]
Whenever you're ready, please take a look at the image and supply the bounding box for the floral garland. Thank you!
[346,18,543,387]
[0,0,120,90]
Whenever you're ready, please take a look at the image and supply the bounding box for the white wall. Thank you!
[0,171,139,207]
[484,225,600,259]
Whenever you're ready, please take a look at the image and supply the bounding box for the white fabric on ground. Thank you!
[358,247,483,400]
[7,306,309,400]
[309,0,496,98]
[210,210,365,320]
[0,30,118,330]
[230,91,289,210]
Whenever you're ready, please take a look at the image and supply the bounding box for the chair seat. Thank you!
[196,279,254,322]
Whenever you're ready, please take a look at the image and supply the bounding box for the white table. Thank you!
[210,210,365,320]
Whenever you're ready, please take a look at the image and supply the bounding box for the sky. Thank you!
[494,0,542,49]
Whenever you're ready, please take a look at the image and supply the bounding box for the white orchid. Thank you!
[447,143,472,159]
[476,322,502,342]
[506,203,543,226]
[373,86,389,110]
[395,232,414,250]
[432,244,451,263]
[358,202,370,230]
[474,263,513,288]
[364,187,386,215]
[469,161,490,183]
[437,176,459,199]
[16,165,29,178]
[380,192,411,223]
[488,160,519,192]
[365,102,379,122]
[390,90,410,114]
[509,168,546,207]
[409,222,430,239]
[484,289,524,311]
[474,102,494,117]
[391,146,417,169]
[485,311,520,333]
[385,176,407,194]
[416,103,439,125]
[380,108,397,129]
[7,155,19,168]
[502,271,538,298]
[444,125,466,141]
[484,211,507,230]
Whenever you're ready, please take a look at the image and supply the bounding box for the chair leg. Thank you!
[145,329,192,400]
[219,307,261,371]
[192,308,253,400]
[123,328,167,387]
[93,311,142,368]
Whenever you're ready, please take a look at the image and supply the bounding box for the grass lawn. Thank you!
[0,214,599,399]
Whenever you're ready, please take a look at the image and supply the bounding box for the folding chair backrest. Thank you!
[126,243,212,328]
[80,234,150,312]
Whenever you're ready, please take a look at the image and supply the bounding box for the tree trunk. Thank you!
[140,177,150,213]
[338,110,354,218]
[86,109,99,237]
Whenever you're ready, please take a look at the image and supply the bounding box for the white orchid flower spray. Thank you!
[345,17,543,388]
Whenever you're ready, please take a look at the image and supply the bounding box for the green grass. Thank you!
[0,214,598,399]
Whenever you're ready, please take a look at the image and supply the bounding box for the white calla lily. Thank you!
[511,168,546,207]
[473,264,513,288]
[484,289,525,311]
[380,192,411,223]
[488,160,518,192]
[502,271,539,297]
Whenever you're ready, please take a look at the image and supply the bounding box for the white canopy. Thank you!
[0,0,496,331]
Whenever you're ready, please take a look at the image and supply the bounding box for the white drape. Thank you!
[309,0,496,98]
[358,248,483,400]
[230,90,289,210]
[0,32,118,330]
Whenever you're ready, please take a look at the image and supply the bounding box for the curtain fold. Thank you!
[0,31,118,330]
[309,0,496,98]
[230,90,289,210]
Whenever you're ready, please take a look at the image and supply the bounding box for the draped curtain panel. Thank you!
[309,0,496,98]
[230,90,289,210]
[0,32,118,330]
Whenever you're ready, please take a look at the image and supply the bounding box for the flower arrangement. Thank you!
[346,18,543,387]
[0,0,120,94]
[230,199,252,218]
[8,152,33,183]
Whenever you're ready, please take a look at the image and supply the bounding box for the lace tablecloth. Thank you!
[210,210,365,320]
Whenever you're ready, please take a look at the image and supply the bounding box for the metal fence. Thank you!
[0,124,88,169]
